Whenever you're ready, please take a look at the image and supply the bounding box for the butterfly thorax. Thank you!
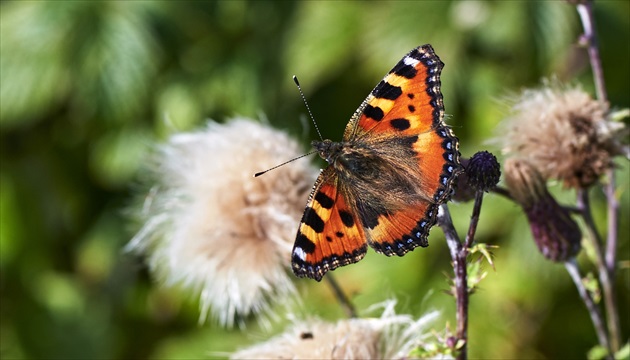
[312,139,380,181]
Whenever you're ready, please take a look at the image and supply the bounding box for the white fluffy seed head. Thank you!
[128,117,317,327]
[230,300,440,359]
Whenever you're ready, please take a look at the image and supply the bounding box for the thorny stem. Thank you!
[438,204,467,360]
[577,190,619,353]
[325,273,357,318]
[564,259,611,357]
[574,1,621,352]
[464,191,484,249]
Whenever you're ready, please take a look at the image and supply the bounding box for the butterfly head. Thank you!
[311,139,342,164]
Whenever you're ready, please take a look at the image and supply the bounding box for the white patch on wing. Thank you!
[403,56,420,66]
[293,247,307,261]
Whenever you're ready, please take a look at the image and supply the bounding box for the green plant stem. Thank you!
[325,273,357,318]
[577,189,620,353]
[564,259,611,357]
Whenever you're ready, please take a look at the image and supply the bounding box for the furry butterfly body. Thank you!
[292,45,461,281]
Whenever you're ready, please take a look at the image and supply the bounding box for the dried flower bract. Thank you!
[128,118,317,327]
[504,158,582,262]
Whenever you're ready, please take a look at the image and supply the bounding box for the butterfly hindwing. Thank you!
[292,168,368,281]
[364,201,440,256]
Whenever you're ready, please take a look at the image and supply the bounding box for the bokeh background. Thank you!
[1,1,628,359]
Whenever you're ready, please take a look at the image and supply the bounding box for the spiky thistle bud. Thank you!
[451,151,501,202]
[466,151,501,192]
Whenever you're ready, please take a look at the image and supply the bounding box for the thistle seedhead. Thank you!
[498,81,625,189]
[128,118,317,327]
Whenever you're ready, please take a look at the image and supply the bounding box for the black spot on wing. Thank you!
[408,48,424,61]
[335,231,344,238]
[398,135,418,148]
[295,232,316,254]
[302,207,325,233]
[390,118,411,131]
[391,59,418,79]
[363,104,384,121]
[408,105,415,112]
[338,210,354,227]
[314,191,334,209]
[372,80,402,100]
[407,93,415,99]
[357,204,380,230]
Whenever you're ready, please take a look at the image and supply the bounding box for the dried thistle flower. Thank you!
[498,81,626,189]
[230,301,439,359]
[504,158,582,262]
[127,118,317,327]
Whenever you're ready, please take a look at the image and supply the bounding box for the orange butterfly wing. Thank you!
[343,44,459,256]
[292,168,368,281]
[292,45,460,280]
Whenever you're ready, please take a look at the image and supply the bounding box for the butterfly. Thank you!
[292,44,461,281]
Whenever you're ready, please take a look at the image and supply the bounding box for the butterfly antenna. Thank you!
[293,75,324,141]
[254,150,317,177]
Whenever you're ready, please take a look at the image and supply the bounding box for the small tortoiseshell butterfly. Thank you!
[292,44,461,281]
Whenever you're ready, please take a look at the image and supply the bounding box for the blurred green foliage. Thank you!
[1,1,628,359]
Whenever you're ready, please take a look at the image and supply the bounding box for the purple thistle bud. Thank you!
[504,158,582,262]
[465,151,501,192]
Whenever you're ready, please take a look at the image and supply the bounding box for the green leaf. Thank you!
[68,2,160,122]
[614,342,630,360]
[467,259,488,292]
[587,344,609,360]
[0,2,71,128]
[470,243,498,270]
[582,272,602,304]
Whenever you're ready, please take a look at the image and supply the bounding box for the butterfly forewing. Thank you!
[344,45,444,141]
